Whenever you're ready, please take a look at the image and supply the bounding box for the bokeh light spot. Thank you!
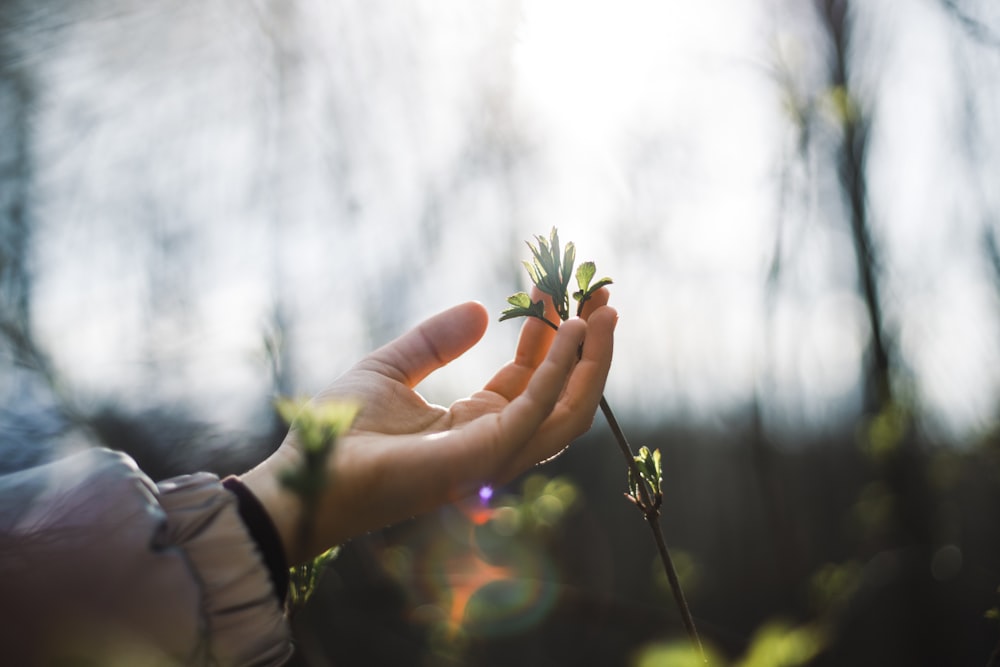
[479,485,493,503]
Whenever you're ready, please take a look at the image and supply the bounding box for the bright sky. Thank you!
[21,0,1000,441]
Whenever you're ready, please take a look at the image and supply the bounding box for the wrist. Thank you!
[239,444,308,565]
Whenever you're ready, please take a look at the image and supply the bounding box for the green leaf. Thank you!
[522,260,541,287]
[288,545,341,609]
[539,230,552,256]
[737,621,827,667]
[576,261,596,293]
[549,228,562,281]
[499,294,546,322]
[532,235,551,272]
[506,292,532,309]
[498,308,529,322]
[292,402,359,455]
[574,275,614,314]
[526,244,545,275]
[634,446,663,497]
[637,446,652,478]
[276,399,359,497]
[513,228,584,322]
[561,242,576,290]
[590,277,613,292]
[627,467,641,503]
[275,397,305,427]
[524,234,567,311]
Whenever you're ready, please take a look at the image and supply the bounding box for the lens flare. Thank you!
[461,535,559,638]
[379,476,581,650]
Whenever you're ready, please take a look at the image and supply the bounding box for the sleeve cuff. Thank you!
[158,473,293,666]
[222,475,290,605]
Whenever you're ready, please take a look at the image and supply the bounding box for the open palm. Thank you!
[245,290,615,563]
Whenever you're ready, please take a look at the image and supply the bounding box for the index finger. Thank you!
[578,286,610,319]
[484,287,559,400]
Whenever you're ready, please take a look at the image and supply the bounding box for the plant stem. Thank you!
[537,315,705,660]
[988,635,1000,667]
[599,397,706,663]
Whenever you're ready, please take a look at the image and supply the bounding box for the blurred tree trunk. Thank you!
[0,6,66,403]
[0,7,83,472]
[0,11,35,367]
[813,3,941,665]
[816,0,893,416]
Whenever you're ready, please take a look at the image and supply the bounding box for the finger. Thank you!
[461,318,587,476]
[361,301,489,387]
[483,287,559,400]
[514,286,559,367]
[551,305,617,435]
[504,305,617,474]
[578,286,610,319]
[504,317,588,435]
[340,319,589,531]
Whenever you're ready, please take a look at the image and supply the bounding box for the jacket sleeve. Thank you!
[0,447,294,666]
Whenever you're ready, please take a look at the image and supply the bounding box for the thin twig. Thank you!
[988,632,1000,667]
[599,396,706,663]
[536,315,705,661]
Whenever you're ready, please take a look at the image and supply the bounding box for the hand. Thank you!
[242,290,616,564]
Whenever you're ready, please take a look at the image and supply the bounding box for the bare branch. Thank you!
[939,0,1000,49]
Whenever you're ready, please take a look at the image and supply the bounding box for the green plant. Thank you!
[275,398,359,611]
[501,228,706,662]
[987,585,1000,667]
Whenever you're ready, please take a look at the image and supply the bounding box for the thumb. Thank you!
[362,301,489,387]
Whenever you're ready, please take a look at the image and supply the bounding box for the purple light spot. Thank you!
[478,485,493,503]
